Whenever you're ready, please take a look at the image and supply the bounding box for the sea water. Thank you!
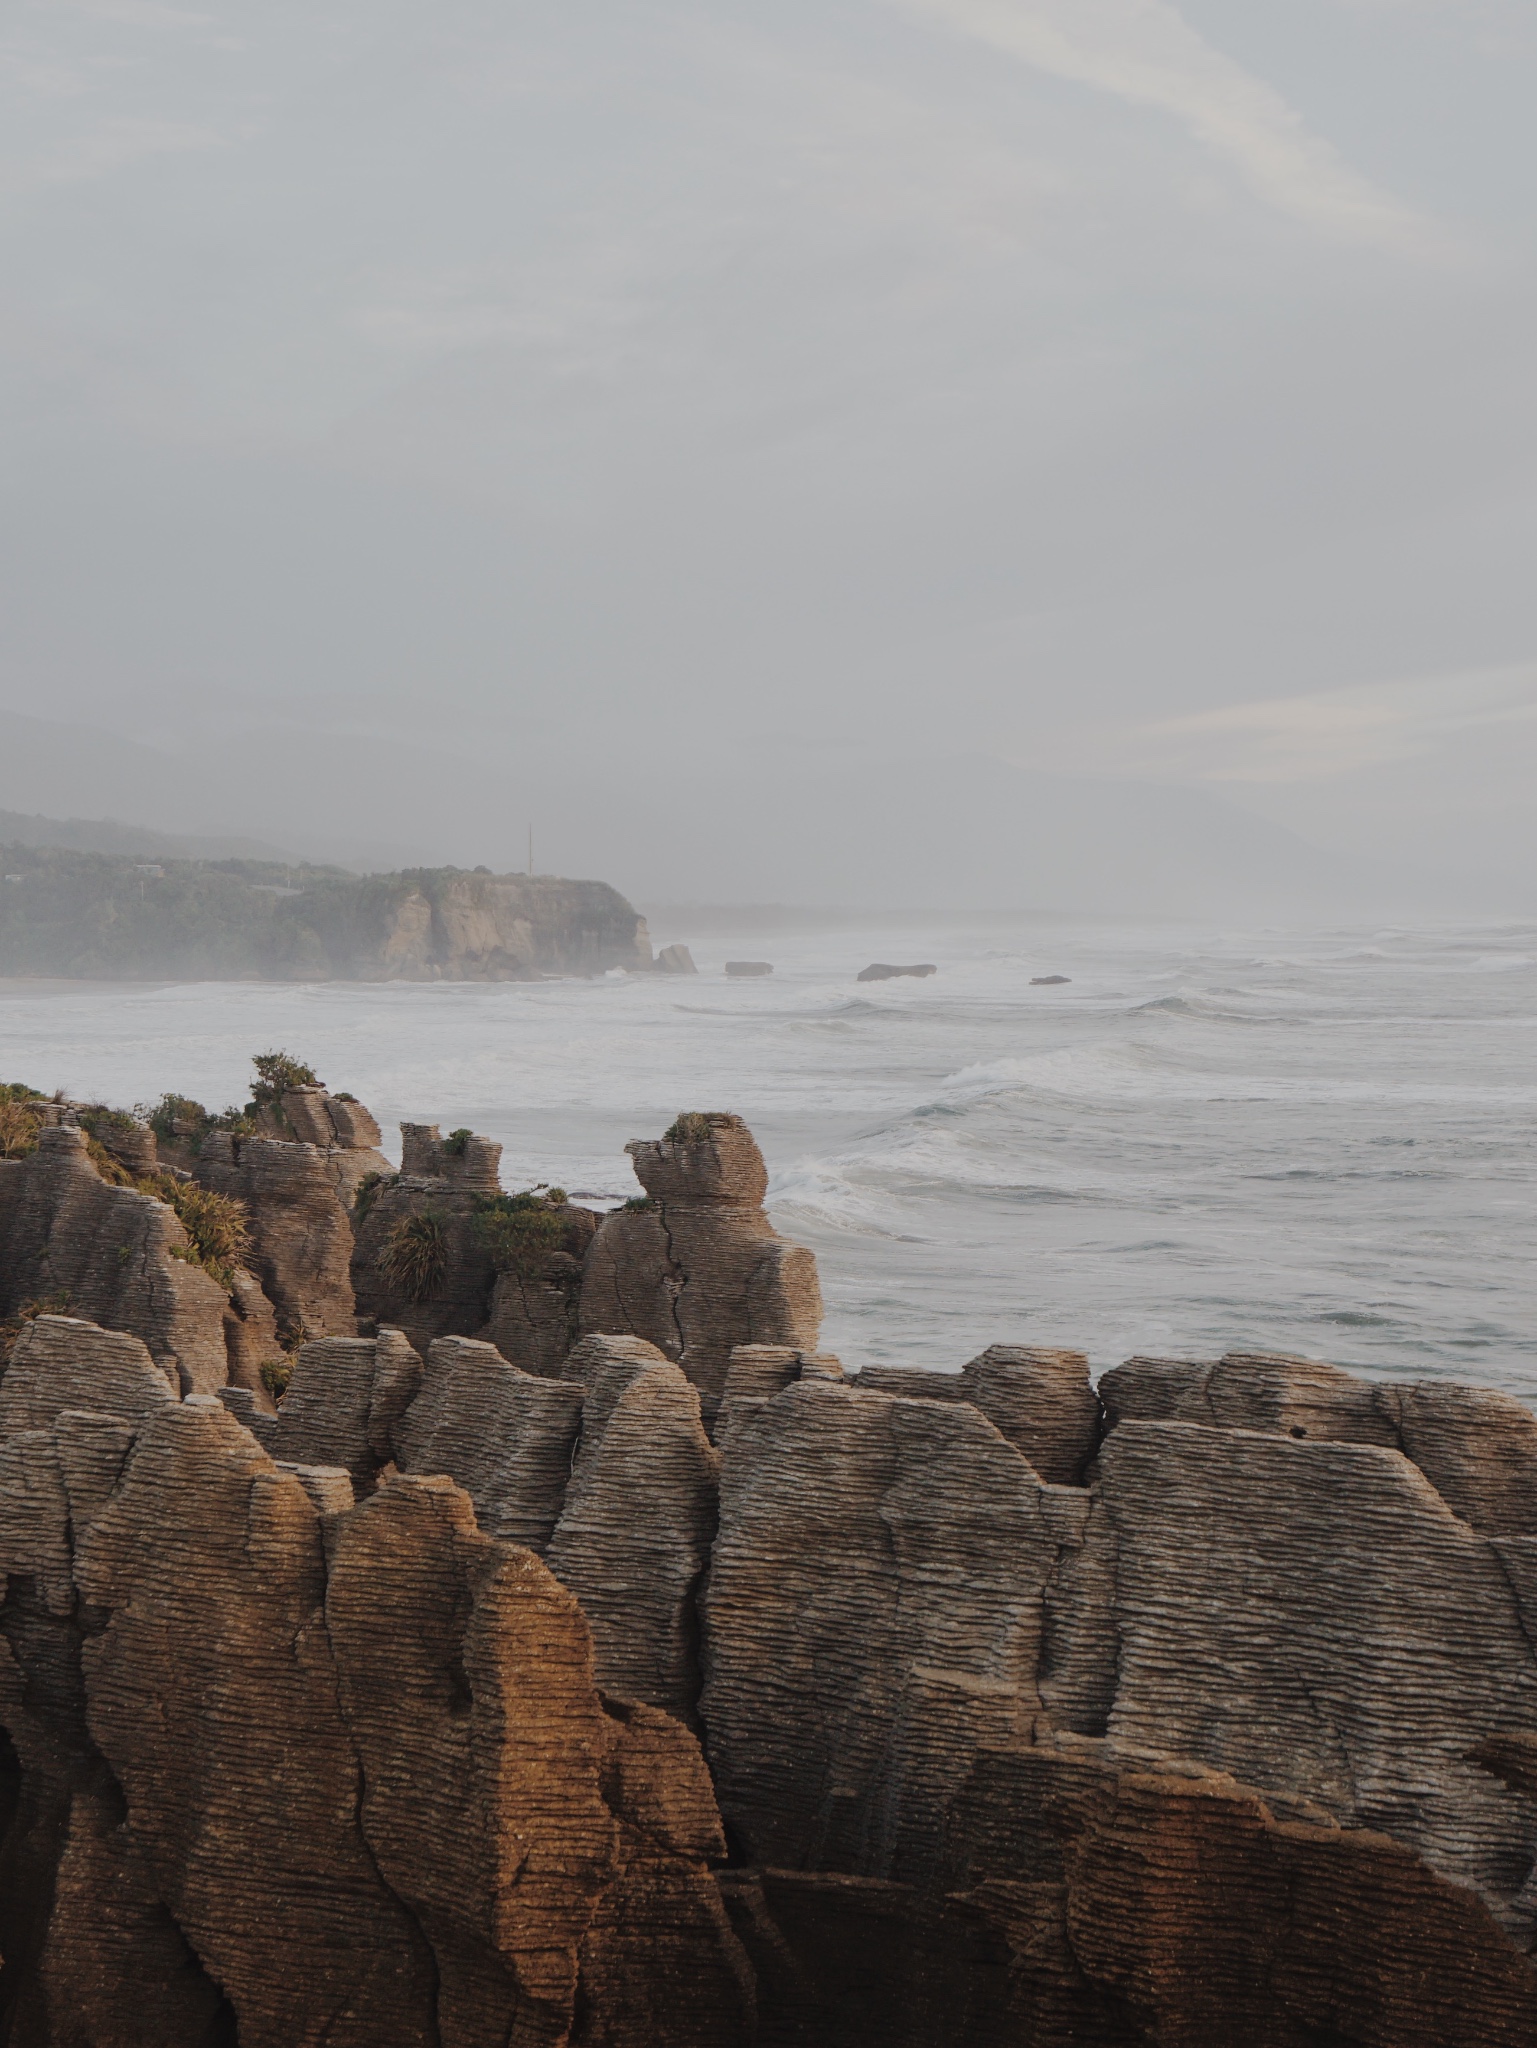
[2,918,1533,1397]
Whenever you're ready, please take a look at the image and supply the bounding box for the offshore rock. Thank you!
[580,1115,822,1417]
[855,963,935,981]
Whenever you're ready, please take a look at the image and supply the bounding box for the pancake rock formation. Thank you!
[3,1084,1537,2045]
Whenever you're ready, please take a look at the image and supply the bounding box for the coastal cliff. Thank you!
[0,849,654,979]
[2,1072,1536,2044]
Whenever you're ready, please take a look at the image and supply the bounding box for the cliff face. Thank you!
[5,1101,1537,2045]
[348,872,654,980]
[0,850,653,980]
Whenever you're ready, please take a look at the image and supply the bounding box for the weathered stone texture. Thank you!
[857,1342,1101,1484]
[547,1346,719,1725]
[479,1205,600,1378]
[701,1381,1078,1881]
[1098,1419,1537,1929]
[1102,1349,1537,1537]
[352,1173,495,1357]
[0,1363,750,2047]
[393,1335,585,1551]
[0,1130,231,1393]
[195,1132,357,1340]
[0,1315,176,1437]
[581,1116,822,1416]
[75,1399,436,2048]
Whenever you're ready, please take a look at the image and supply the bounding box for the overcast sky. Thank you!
[1,0,1534,904]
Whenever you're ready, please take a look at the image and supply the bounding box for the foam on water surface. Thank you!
[2,916,1534,1394]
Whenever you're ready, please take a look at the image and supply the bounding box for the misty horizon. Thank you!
[2,0,1534,918]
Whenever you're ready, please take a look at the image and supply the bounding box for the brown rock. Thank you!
[547,1345,720,1724]
[856,1343,1102,1484]
[700,1380,1079,1882]
[0,1130,231,1393]
[0,1314,177,1436]
[581,1115,822,1417]
[392,1335,585,1550]
[195,1132,359,1341]
[75,1398,438,2047]
[1097,1418,1537,1927]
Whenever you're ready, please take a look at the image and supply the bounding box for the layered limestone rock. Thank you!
[479,1205,600,1377]
[193,1132,356,1342]
[0,1127,236,1394]
[1102,1349,1537,1536]
[723,1740,1537,2048]
[0,1359,751,2047]
[8,1094,1537,2047]
[548,1336,720,1726]
[194,1089,391,1343]
[580,1114,823,1416]
[701,1379,1089,1882]
[392,1335,586,1551]
[1097,1418,1537,1932]
[856,1343,1102,1484]
[350,1127,503,1355]
[353,1126,600,1374]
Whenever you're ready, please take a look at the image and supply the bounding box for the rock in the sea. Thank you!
[1030,973,1070,984]
[655,943,698,974]
[724,960,772,977]
[856,961,936,981]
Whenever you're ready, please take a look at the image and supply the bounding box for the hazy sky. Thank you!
[2,0,1534,901]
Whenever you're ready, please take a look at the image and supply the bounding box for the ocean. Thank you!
[3,916,1534,1398]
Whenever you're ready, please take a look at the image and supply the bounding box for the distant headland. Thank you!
[0,842,670,980]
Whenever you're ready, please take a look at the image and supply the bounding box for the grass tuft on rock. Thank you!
[379,1211,450,1300]
[472,1188,568,1278]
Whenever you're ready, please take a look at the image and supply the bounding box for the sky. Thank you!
[1,0,1534,909]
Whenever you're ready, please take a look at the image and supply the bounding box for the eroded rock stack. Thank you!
[3,1094,1537,2046]
[580,1113,823,1419]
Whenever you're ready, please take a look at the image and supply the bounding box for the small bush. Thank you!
[0,1090,44,1159]
[664,1112,716,1145]
[136,1173,252,1290]
[0,1292,73,1360]
[85,1134,135,1186]
[78,1104,137,1135]
[261,1356,294,1400]
[379,1211,450,1300]
[472,1188,567,1278]
[622,1195,656,1214]
[443,1127,473,1156]
[250,1049,321,1118]
[353,1169,395,1221]
[144,1092,210,1149]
